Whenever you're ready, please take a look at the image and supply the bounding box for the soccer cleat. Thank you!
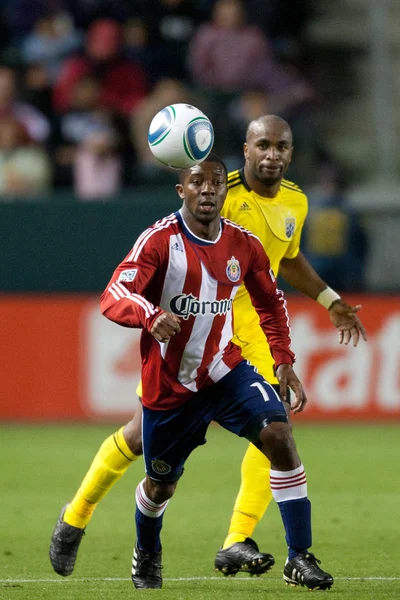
[215,537,275,576]
[49,504,85,576]
[131,542,162,589]
[283,552,334,590]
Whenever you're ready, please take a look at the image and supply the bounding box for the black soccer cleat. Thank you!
[283,552,334,590]
[215,537,275,577]
[49,504,85,576]
[131,542,162,589]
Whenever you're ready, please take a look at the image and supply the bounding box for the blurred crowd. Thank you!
[0,0,320,200]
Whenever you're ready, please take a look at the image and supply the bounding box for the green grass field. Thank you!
[1,423,399,600]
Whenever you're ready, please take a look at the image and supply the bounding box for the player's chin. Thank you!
[196,208,218,223]
[259,168,282,185]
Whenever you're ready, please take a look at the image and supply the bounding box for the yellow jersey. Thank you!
[221,168,308,382]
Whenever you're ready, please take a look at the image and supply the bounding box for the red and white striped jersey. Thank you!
[100,211,295,410]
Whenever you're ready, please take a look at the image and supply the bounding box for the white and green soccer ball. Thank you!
[148,103,214,169]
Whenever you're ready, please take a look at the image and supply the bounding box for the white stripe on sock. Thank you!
[270,464,307,502]
[135,480,169,518]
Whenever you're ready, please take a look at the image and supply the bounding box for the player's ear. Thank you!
[176,183,184,200]
[243,142,248,160]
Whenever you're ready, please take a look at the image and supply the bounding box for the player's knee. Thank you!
[146,478,177,504]
[260,420,292,448]
[259,421,298,468]
[123,419,143,456]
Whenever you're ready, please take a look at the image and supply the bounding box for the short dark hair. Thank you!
[178,153,227,184]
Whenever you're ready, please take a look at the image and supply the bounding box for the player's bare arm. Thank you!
[276,363,307,414]
[150,312,181,343]
[279,251,367,346]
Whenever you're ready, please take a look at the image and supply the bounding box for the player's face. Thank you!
[176,162,227,226]
[244,121,293,186]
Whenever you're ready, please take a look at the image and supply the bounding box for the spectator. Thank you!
[53,18,149,116]
[0,116,51,199]
[21,12,82,82]
[5,0,58,40]
[134,0,206,81]
[188,0,315,120]
[188,0,273,93]
[221,88,272,168]
[64,0,127,30]
[0,65,50,143]
[22,63,53,119]
[5,0,126,39]
[122,18,165,85]
[51,75,122,187]
[73,126,122,200]
[303,163,368,292]
[245,0,313,59]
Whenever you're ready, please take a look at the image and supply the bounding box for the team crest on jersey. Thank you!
[226,256,241,282]
[285,217,296,239]
[151,459,171,475]
[118,269,137,282]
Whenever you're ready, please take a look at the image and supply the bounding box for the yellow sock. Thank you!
[223,443,272,549]
[64,427,139,529]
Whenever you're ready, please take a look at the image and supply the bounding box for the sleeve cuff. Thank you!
[271,349,295,368]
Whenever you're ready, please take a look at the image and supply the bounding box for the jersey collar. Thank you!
[239,167,252,191]
[176,210,223,246]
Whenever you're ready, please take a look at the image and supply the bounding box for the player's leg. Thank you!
[132,475,176,590]
[214,361,332,590]
[223,395,291,549]
[224,442,271,548]
[49,401,143,576]
[64,406,143,528]
[257,411,333,590]
[217,334,277,572]
[215,441,275,576]
[132,396,211,589]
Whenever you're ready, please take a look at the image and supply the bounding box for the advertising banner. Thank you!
[1,295,399,421]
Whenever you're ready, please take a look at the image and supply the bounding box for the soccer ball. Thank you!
[148,104,214,169]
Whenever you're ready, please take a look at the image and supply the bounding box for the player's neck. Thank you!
[244,166,281,198]
[180,209,221,241]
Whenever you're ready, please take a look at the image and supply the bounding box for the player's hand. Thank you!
[150,312,181,343]
[328,299,367,347]
[276,364,307,414]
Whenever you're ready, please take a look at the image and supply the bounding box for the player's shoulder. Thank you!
[280,178,308,216]
[227,169,250,194]
[149,212,179,231]
[227,169,244,189]
[222,217,262,247]
[281,178,307,199]
[225,169,252,211]
[144,212,179,241]
[131,213,178,258]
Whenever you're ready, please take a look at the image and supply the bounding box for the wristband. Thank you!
[316,287,341,310]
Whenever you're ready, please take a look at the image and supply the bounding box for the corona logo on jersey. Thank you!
[169,293,233,320]
[226,256,241,282]
[285,217,296,239]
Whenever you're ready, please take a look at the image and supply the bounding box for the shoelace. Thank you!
[137,555,163,576]
[304,552,321,565]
